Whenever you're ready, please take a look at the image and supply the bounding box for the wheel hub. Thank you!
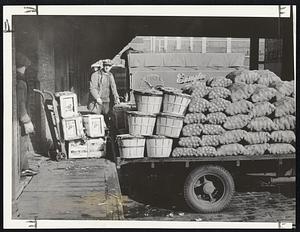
[203,181,216,195]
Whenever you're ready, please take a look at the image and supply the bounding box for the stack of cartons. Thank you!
[55,91,106,159]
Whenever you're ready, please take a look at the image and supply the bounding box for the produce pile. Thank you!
[172,69,296,157]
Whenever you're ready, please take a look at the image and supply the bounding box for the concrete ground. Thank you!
[15,154,124,220]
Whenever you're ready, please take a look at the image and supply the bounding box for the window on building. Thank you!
[121,36,254,68]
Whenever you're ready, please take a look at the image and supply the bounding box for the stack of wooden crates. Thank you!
[55,91,106,159]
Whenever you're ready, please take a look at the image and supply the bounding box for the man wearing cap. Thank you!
[16,52,38,176]
[88,59,120,126]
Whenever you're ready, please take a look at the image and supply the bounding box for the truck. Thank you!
[115,153,295,213]
[111,52,295,213]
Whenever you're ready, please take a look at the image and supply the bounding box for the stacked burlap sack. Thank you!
[172,69,295,157]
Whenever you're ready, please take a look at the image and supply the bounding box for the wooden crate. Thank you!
[82,114,105,138]
[55,91,78,118]
[67,140,88,159]
[87,138,106,158]
[67,138,106,159]
[113,103,136,135]
[61,116,84,141]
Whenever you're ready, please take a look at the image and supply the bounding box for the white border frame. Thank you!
[3,5,295,229]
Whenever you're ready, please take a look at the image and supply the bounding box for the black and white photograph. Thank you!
[3,5,296,229]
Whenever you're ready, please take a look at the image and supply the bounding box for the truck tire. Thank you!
[184,165,235,213]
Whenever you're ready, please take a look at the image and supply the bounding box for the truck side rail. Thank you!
[116,153,295,168]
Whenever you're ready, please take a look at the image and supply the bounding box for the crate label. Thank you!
[65,121,77,137]
[64,97,74,112]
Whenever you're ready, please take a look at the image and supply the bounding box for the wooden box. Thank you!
[67,138,106,159]
[55,91,78,118]
[113,103,136,135]
[82,114,105,138]
[61,116,84,141]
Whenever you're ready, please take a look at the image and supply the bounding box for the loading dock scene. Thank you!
[5,5,295,228]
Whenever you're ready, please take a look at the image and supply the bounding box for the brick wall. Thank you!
[35,23,56,154]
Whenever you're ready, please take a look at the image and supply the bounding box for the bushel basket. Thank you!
[146,135,173,158]
[156,113,184,138]
[134,89,163,114]
[127,111,156,136]
[117,134,145,159]
[162,91,191,116]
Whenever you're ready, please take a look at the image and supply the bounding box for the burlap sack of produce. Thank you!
[191,85,212,98]
[255,70,281,86]
[200,135,220,147]
[208,87,231,100]
[226,70,259,84]
[188,98,211,113]
[223,114,251,130]
[208,98,231,113]
[202,124,226,135]
[251,86,278,102]
[244,144,270,156]
[243,131,271,144]
[249,102,276,118]
[172,147,197,157]
[182,124,203,136]
[268,143,295,155]
[219,130,246,145]
[184,113,207,124]
[270,130,295,143]
[225,100,254,115]
[273,115,296,130]
[247,116,278,131]
[206,112,227,124]
[181,80,210,94]
[207,76,233,88]
[273,97,295,117]
[270,80,294,97]
[217,143,246,156]
[196,146,217,157]
[228,83,256,102]
[179,136,202,148]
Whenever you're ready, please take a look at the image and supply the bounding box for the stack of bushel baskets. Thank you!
[173,69,296,157]
[117,88,191,159]
[55,91,106,159]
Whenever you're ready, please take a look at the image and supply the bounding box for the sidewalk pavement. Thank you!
[15,154,124,220]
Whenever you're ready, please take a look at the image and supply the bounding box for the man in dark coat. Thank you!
[16,52,38,176]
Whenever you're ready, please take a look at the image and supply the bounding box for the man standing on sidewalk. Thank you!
[16,52,38,177]
[87,59,120,128]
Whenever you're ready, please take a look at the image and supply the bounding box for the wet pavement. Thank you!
[122,191,295,223]
[119,171,295,223]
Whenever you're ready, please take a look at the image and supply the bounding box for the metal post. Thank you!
[250,37,259,70]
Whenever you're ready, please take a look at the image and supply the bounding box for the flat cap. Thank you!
[16,52,31,68]
[102,59,113,66]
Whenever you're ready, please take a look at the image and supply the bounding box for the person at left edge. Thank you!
[16,52,38,177]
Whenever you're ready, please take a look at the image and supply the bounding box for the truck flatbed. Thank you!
[116,153,295,168]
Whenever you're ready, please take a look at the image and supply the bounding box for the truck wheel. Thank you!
[184,165,235,213]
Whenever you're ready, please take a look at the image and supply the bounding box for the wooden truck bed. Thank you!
[116,153,295,168]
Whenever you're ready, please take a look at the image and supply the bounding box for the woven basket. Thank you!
[156,113,184,138]
[117,134,145,159]
[146,135,173,158]
[127,111,156,136]
[162,92,191,116]
[134,90,163,114]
